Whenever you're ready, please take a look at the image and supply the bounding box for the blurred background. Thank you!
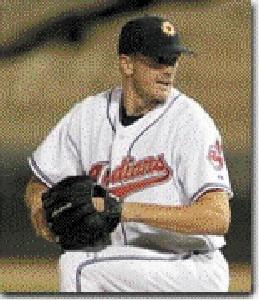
[0,0,252,293]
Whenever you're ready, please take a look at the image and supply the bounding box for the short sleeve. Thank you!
[28,103,83,187]
[175,116,233,202]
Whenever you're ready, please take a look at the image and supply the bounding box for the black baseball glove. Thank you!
[42,175,121,250]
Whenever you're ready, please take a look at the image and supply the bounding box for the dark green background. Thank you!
[0,150,252,262]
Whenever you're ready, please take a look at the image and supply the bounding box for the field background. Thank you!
[0,0,252,293]
[0,258,252,292]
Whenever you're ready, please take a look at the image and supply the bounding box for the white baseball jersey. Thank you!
[29,86,232,253]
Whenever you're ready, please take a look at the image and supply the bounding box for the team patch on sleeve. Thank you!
[207,140,224,171]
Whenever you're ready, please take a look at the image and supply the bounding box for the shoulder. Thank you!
[78,89,111,110]
[63,88,121,133]
[172,88,219,135]
[69,87,121,118]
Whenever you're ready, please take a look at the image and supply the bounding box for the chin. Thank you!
[152,92,169,103]
[154,97,167,104]
[154,88,171,101]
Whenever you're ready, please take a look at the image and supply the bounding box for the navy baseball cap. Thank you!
[118,16,193,64]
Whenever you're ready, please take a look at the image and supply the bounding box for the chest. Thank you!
[112,120,174,160]
[85,113,178,167]
[82,115,184,203]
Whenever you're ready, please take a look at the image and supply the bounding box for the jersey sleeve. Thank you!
[175,115,233,203]
[28,103,84,187]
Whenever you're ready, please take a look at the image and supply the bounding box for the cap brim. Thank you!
[155,45,193,57]
[171,45,193,55]
[146,44,193,63]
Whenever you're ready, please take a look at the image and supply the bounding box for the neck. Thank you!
[122,81,158,116]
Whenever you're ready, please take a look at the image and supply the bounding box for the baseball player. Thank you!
[25,15,233,292]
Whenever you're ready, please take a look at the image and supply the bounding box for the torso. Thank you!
[30,86,232,252]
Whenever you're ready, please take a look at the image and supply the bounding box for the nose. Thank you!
[160,64,175,77]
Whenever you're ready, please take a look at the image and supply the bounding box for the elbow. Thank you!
[223,209,231,234]
[219,217,230,235]
[212,210,231,235]
[198,191,231,235]
[220,203,231,234]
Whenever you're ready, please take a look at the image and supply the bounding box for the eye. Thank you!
[153,56,178,67]
[148,59,163,69]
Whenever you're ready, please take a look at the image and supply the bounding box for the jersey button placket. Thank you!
[110,132,129,167]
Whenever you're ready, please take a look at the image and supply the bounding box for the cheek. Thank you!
[134,68,156,87]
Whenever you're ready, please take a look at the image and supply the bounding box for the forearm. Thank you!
[121,192,230,235]
[25,176,54,241]
[25,176,48,210]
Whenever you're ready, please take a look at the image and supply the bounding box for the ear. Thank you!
[119,55,134,76]
[173,60,179,72]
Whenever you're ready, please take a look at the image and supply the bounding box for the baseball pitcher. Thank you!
[25,15,232,292]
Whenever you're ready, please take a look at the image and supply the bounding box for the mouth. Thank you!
[155,80,172,87]
[156,80,172,88]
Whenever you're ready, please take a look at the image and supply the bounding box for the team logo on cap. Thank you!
[161,21,175,36]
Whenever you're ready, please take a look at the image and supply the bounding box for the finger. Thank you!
[92,197,104,212]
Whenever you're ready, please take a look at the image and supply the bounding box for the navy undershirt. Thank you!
[120,104,144,126]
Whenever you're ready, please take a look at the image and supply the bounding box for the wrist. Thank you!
[121,202,139,222]
[121,202,129,222]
